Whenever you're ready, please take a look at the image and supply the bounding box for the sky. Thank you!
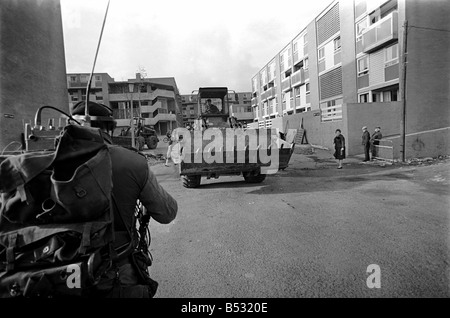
[61,0,334,94]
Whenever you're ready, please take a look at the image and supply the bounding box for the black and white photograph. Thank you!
[0,0,449,306]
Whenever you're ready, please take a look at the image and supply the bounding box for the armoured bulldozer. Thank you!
[112,117,159,151]
[176,87,296,188]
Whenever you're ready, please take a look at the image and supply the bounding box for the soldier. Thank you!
[71,101,178,298]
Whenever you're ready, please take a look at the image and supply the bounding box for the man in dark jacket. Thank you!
[370,127,383,160]
[362,126,371,162]
[71,101,178,298]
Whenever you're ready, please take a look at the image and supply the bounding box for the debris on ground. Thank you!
[294,144,315,155]
[145,153,166,165]
[396,155,450,166]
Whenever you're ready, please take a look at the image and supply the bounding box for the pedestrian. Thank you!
[361,126,371,162]
[165,130,174,167]
[71,101,178,298]
[333,129,345,169]
[370,127,383,160]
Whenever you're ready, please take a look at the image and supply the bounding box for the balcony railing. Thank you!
[281,76,292,92]
[321,104,342,122]
[291,68,305,87]
[267,87,276,99]
[261,90,268,101]
[362,11,398,53]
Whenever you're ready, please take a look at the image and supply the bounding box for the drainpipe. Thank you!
[399,20,408,162]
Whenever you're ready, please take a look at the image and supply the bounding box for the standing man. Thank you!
[370,127,383,160]
[362,126,371,162]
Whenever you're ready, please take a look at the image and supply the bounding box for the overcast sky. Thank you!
[61,0,333,94]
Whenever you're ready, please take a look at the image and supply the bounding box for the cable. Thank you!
[408,25,450,33]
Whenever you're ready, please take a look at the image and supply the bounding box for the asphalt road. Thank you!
[145,148,450,298]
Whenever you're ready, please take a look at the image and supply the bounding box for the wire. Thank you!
[408,25,450,33]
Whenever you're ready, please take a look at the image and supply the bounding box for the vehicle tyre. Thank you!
[182,175,201,188]
[146,136,158,149]
[243,171,266,183]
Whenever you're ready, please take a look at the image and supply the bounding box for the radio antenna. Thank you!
[84,0,111,122]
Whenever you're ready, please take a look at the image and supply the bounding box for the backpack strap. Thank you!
[6,232,18,272]
[111,195,137,262]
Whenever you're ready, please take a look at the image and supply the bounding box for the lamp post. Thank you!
[128,83,135,148]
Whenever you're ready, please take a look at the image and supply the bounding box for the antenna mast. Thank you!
[84,0,111,123]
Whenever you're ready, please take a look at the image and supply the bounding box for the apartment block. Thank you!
[67,73,183,136]
[181,91,254,127]
[251,0,449,159]
[67,73,114,111]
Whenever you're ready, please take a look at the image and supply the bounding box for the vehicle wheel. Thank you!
[182,175,201,188]
[243,171,266,183]
[146,136,158,149]
[136,136,145,151]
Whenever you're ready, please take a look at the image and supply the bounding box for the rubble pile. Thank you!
[395,155,450,166]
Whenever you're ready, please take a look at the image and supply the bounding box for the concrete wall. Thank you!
[306,20,320,111]
[401,0,450,158]
[273,111,345,151]
[0,0,68,152]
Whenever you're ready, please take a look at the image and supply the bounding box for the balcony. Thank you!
[291,68,305,87]
[266,87,276,99]
[281,76,292,92]
[362,11,398,53]
[251,97,258,107]
[261,90,267,101]
[108,89,175,102]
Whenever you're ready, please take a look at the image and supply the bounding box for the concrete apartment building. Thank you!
[181,92,254,127]
[251,0,449,159]
[0,0,68,152]
[67,73,183,135]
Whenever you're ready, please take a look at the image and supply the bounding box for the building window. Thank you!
[369,8,380,25]
[334,36,341,51]
[303,33,308,45]
[385,43,399,67]
[294,86,301,107]
[95,75,101,81]
[355,17,368,40]
[304,58,309,70]
[357,56,369,76]
[318,47,325,61]
[359,93,369,103]
[305,83,310,94]
[80,75,88,83]
[69,76,77,82]
[372,91,381,102]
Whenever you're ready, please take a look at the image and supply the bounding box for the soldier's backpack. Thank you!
[0,124,127,297]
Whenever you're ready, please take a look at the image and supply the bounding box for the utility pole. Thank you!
[399,20,408,162]
[128,83,135,148]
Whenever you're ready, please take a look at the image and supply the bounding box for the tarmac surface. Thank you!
[142,140,450,298]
